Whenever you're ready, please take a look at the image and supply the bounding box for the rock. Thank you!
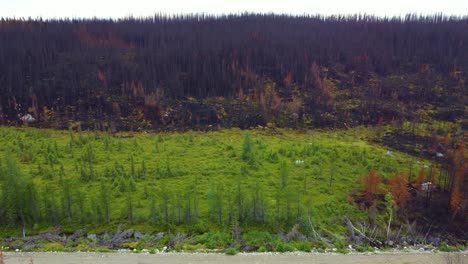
[240,245,256,252]
[69,230,86,242]
[21,241,39,251]
[24,227,64,244]
[166,233,187,248]
[87,234,97,246]
[112,229,134,241]
[147,232,164,246]
[134,231,146,240]
[20,114,36,123]
[141,249,149,254]
[102,229,136,249]
[427,236,441,246]
[386,240,394,246]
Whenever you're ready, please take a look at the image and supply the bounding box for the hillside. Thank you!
[0,14,467,130]
[0,126,465,252]
[0,14,466,253]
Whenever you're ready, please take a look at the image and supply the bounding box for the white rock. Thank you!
[20,113,36,123]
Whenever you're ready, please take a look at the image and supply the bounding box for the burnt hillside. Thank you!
[0,14,466,130]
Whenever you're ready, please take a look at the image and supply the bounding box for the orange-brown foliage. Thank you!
[386,172,410,208]
[238,86,244,100]
[346,192,354,205]
[284,71,293,86]
[429,165,439,186]
[97,70,107,84]
[76,25,133,49]
[361,169,382,203]
[414,168,426,188]
[450,187,462,214]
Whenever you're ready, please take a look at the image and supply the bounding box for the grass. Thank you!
[0,126,430,250]
[224,247,239,255]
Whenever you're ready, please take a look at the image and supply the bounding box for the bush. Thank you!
[257,246,268,252]
[295,241,312,252]
[242,231,272,248]
[439,242,462,252]
[273,239,295,252]
[196,232,232,249]
[36,242,64,252]
[337,248,350,254]
[225,247,239,255]
[311,240,329,250]
[355,245,375,252]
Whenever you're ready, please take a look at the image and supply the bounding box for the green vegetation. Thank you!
[224,247,239,255]
[439,242,465,252]
[0,126,463,252]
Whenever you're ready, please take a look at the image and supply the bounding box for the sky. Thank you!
[1,0,467,19]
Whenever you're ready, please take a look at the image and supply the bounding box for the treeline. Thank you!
[0,14,466,130]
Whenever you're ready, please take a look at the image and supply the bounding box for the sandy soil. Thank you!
[3,251,467,264]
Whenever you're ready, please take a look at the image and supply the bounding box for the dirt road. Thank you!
[3,251,467,264]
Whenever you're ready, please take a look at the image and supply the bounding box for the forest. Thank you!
[0,14,466,130]
[0,14,466,253]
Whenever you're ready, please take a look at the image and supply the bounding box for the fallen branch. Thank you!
[346,217,383,247]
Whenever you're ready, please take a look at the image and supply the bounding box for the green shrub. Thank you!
[196,232,232,249]
[333,239,347,250]
[225,247,239,255]
[242,231,272,248]
[439,242,461,252]
[93,247,114,253]
[337,248,350,254]
[311,240,329,250]
[355,245,375,252]
[257,246,268,252]
[295,240,312,252]
[36,242,64,252]
[273,240,295,252]
[10,240,25,249]
[182,243,203,252]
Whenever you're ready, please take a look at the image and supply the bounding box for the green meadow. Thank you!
[0,126,430,251]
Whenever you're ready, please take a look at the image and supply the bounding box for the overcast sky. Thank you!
[2,0,467,19]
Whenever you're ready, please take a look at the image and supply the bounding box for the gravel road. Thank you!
[3,251,467,264]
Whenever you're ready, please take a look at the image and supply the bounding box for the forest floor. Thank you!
[3,251,468,264]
